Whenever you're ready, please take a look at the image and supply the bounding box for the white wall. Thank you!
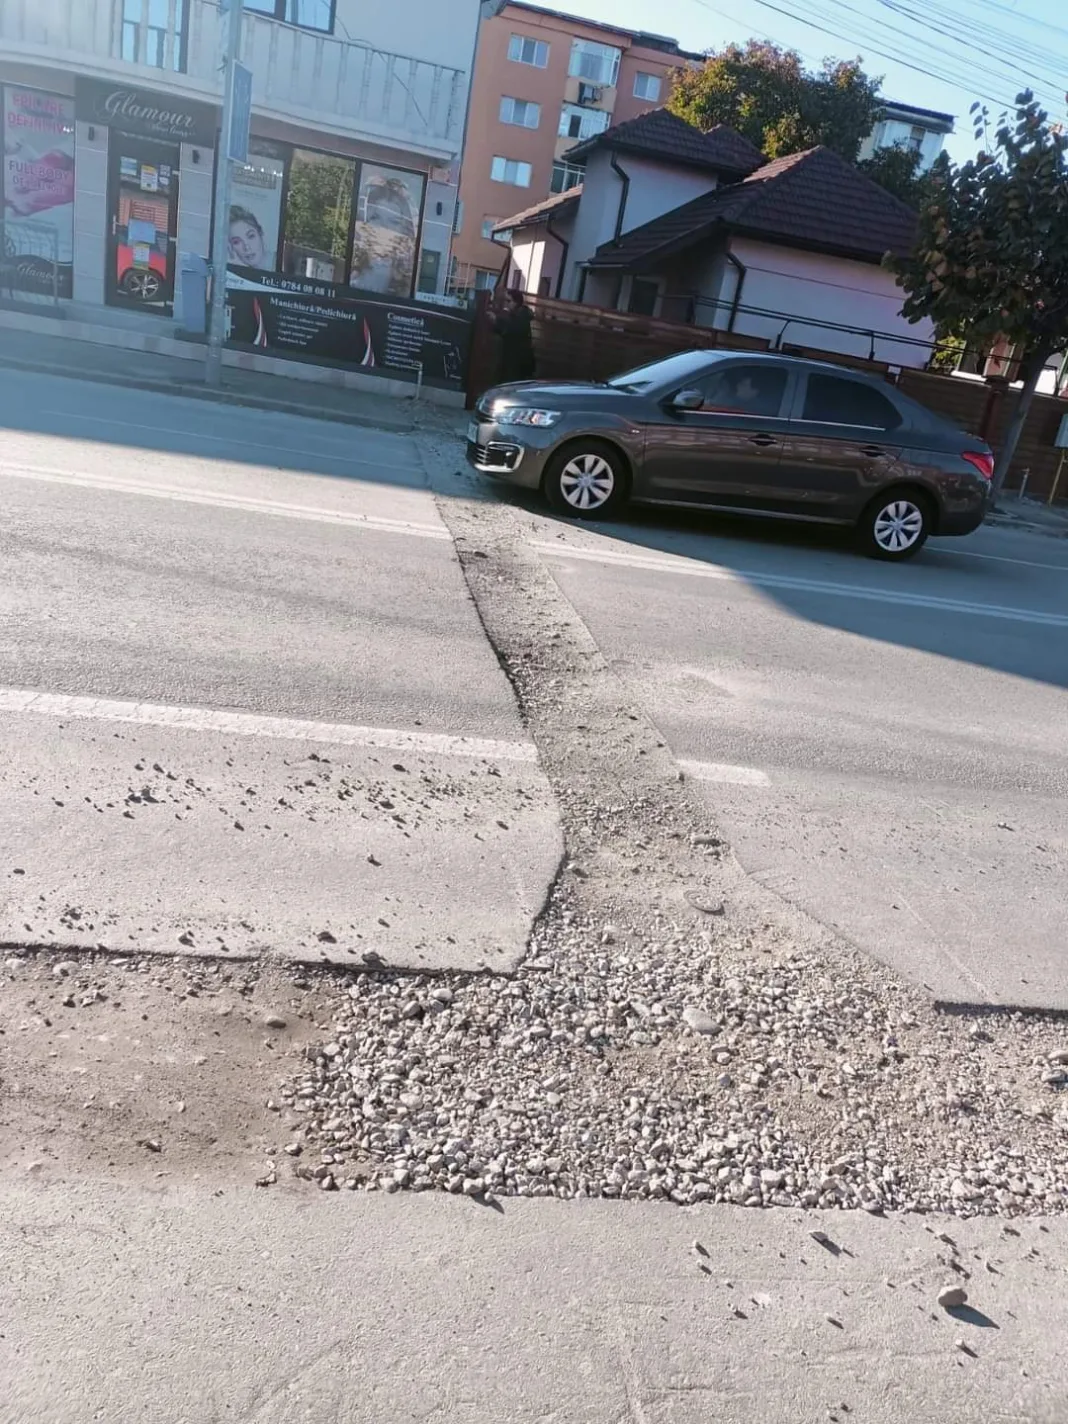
[723,237,934,367]
[564,149,718,300]
[72,121,108,307]
[510,233,547,295]
[858,119,947,172]
[174,140,214,324]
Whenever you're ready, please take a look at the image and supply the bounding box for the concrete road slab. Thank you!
[0,698,560,970]
[2,1184,1066,1424]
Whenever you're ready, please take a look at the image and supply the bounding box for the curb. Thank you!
[984,512,1068,540]
[0,351,467,439]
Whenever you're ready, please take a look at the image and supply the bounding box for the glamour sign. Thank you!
[75,78,217,147]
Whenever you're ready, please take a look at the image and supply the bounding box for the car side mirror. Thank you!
[669,389,704,411]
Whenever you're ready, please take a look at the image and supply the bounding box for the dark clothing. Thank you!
[494,302,535,383]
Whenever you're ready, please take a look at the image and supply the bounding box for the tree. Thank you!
[858,143,929,206]
[891,92,1068,497]
[668,41,881,161]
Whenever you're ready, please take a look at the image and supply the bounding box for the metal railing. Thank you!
[0,0,466,152]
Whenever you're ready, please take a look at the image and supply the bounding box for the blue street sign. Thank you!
[227,62,253,164]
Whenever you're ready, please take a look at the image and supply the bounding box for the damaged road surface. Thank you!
[0,382,561,970]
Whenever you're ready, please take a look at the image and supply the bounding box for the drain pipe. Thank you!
[545,213,570,299]
[725,248,747,331]
[610,154,631,241]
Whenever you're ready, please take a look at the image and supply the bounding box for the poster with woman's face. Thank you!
[229,149,286,271]
[349,164,425,297]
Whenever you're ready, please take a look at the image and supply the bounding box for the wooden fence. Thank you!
[466,294,1068,502]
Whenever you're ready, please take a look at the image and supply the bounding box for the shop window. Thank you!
[350,164,426,297]
[229,142,287,272]
[281,148,355,284]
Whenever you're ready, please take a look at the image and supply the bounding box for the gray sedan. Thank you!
[465,350,994,560]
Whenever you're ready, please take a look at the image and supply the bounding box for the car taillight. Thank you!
[961,450,994,480]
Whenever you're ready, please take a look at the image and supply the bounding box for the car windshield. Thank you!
[606,352,712,393]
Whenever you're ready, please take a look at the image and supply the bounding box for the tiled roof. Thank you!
[494,185,583,234]
[565,108,765,175]
[587,145,919,269]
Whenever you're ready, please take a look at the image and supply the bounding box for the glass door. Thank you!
[106,135,181,314]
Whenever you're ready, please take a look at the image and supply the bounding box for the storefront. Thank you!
[2,82,76,298]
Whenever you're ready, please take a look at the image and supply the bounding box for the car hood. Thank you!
[479,380,624,408]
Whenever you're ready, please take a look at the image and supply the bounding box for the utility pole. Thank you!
[205,0,243,388]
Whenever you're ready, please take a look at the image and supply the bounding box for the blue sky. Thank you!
[563,0,1067,161]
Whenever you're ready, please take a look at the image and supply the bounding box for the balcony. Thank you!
[0,0,466,159]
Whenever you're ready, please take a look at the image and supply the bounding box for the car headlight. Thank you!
[491,405,562,428]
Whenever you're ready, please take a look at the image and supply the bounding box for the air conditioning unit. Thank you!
[577,83,602,106]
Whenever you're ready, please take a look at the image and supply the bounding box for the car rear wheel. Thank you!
[859,489,933,561]
[121,268,162,301]
[543,441,628,519]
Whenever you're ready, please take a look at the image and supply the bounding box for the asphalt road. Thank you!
[0,369,561,969]
[517,500,1068,1010]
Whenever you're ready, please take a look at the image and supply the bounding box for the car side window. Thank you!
[802,374,903,431]
[693,365,788,418]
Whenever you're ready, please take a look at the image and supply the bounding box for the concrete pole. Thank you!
[205,0,243,388]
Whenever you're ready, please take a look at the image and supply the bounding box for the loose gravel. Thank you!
[275,480,1068,1218]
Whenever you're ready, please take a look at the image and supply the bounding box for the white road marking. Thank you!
[680,758,771,786]
[530,539,1068,628]
[0,462,448,539]
[36,410,420,472]
[0,688,536,763]
[939,546,1068,573]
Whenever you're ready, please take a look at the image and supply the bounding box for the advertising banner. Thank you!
[75,77,217,147]
[2,86,75,298]
[349,163,426,298]
[229,149,286,271]
[225,266,469,389]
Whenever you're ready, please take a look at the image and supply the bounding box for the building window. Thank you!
[633,71,661,102]
[243,0,335,34]
[121,0,187,70]
[481,217,499,239]
[508,33,549,68]
[628,278,659,316]
[499,96,541,129]
[550,159,584,194]
[474,269,499,291]
[907,123,926,154]
[491,156,532,187]
[559,103,609,142]
[568,39,621,87]
[416,248,441,295]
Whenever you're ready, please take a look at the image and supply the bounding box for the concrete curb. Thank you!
[0,351,467,439]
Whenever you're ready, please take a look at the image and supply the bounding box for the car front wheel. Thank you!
[859,490,932,561]
[543,441,628,519]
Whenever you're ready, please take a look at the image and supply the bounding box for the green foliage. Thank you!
[668,40,881,160]
[284,153,354,262]
[892,92,1068,350]
[858,143,934,207]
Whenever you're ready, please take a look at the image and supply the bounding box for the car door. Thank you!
[777,371,912,519]
[640,360,796,505]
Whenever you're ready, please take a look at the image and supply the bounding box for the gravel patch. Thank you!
[275,478,1068,1217]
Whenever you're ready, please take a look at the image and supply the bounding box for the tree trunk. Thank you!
[991,343,1053,501]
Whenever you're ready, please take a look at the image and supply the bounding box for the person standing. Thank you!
[492,288,536,384]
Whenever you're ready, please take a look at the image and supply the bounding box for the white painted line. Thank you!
[939,546,1068,573]
[35,410,421,472]
[680,758,771,787]
[0,688,536,763]
[0,462,448,540]
[530,540,1068,629]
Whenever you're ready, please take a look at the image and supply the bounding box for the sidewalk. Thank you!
[986,493,1068,538]
[0,315,470,439]
[2,1181,1066,1423]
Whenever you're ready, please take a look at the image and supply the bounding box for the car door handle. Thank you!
[748,434,778,447]
[860,444,886,458]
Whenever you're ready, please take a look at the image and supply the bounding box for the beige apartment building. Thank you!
[451,1,699,295]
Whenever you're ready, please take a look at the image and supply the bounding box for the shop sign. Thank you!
[75,77,217,146]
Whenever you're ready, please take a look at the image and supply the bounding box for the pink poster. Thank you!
[3,86,75,297]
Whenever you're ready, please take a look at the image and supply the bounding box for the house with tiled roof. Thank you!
[493,108,936,367]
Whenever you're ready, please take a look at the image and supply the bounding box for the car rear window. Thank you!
[696,365,787,418]
[802,374,903,431]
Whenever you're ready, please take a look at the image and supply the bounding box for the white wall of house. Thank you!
[858,118,947,172]
[510,232,548,294]
[720,237,934,366]
[563,149,718,299]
